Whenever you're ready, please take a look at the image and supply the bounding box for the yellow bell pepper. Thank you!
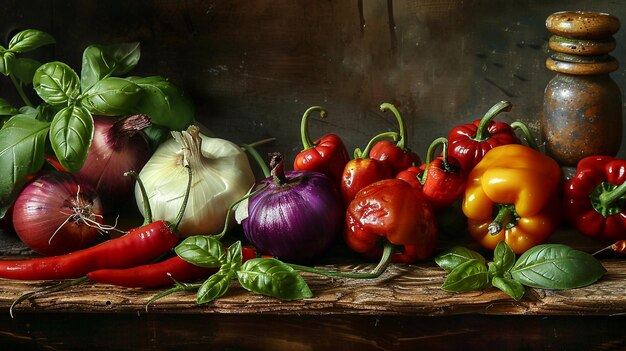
[462,144,562,254]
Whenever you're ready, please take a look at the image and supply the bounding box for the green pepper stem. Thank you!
[598,181,626,214]
[474,101,512,141]
[241,143,271,178]
[125,170,153,225]
[488,204,516,235]
[419,137,449,184]
[299,106,328,150]
[510,121,539,151]
[380,103,408,150]
[170,165,193,232]
[358,131,400,159]
[288,241,394,279]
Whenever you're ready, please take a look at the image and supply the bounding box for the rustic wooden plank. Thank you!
[0,258,624,317]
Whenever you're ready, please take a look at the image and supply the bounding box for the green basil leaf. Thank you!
[0,51,15,76]
[142,125,170,151]
[0,115,49,216]
[81,42,140,91]
[49,105,93,173]
[175,236,225,268]
[8,29,55,53]
[237,258,313,301]
[196,268,234,304]
[127,76,194,130]
[81,77,143,116]
[492,276,526,301]
[33,61,80,105]
[435,246,486,273]
[511,244,607,290]
[489,241,516,278]
[441,259,489,293]
[12,58,42,86]
[0,98,17,116]
[227,241,243,271]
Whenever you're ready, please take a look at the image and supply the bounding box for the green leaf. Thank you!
[8,29,55,53]
[196,268,234,304]
[0,115,49,216]
[33,61,80,105]
[441,259,489,293]
[81,42,140,91]
[237,258,313,301]
[227,241,243,271]
[127,76,194,130]
[81,77,143,116]
[0,98,18,116]
[489,241,516,278]
[49,105,93,173]
[175,236,225,268]
[492,276,526,301]
[12,58,42,86]
[511,244,607,290]
[0,51,15,76]
[435,246,486,273]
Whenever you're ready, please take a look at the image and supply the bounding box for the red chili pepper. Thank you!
[369,103,421,175]
[448,101,522,172]
[340,132,396,205]
[564,155,626,242]
[87,247,257,288]
[0,220,179,280]
[344,178,438,263]
[419,137,466,211]
[293,106,350,186]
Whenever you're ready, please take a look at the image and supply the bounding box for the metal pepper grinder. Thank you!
[541,11,622,179]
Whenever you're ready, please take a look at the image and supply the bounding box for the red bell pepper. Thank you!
[369,103,421,175]
[447,101,524,172]
[564,155,626,243]
[340,132,396,205]
[293,106,350,186]
[344,178,438,263]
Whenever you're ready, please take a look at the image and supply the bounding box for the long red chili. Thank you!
[0,166,193,281]
[87,247,257,288]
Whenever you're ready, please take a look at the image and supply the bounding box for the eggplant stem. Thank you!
[288,241,394,279]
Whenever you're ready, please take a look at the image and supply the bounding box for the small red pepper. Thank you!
[293,106,350,186]
[87,247,257,288]
[563,155,626,243]
[369,103,421,175]
[419,137,466,211]
[340,132,396,205]
[448,101,522,172]
[344,178,438,263]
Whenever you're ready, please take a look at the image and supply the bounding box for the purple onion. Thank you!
[242,153,343,262]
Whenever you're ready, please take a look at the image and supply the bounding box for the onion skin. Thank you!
[77,115,152,212]
[242,169,343,262]
[12,171,104,256]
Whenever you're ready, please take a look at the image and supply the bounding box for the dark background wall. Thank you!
[1,0,625,165]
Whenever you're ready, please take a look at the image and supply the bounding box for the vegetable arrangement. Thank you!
[0,29,622,314]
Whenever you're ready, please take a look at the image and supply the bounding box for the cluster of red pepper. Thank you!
[292,100,626,260]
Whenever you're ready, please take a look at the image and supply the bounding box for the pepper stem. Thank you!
[380,103,409,150]
[510,121,539,151]
[419,137,449,184]
[169,165,193,232]
[488,204,517,235]
[357,131,400,159]
[474,101,513,141]
[125,170,153,225]
[288,241,394,279]
[299,106,328,150]
[591,181,626,218]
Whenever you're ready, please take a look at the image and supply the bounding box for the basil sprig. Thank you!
[169,236,313,305]
[0,29,195,217]
[436,242,607,301]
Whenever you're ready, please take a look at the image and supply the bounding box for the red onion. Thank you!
[12,171,104,256]
[77,114,152,212]
[242,153,343,262]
